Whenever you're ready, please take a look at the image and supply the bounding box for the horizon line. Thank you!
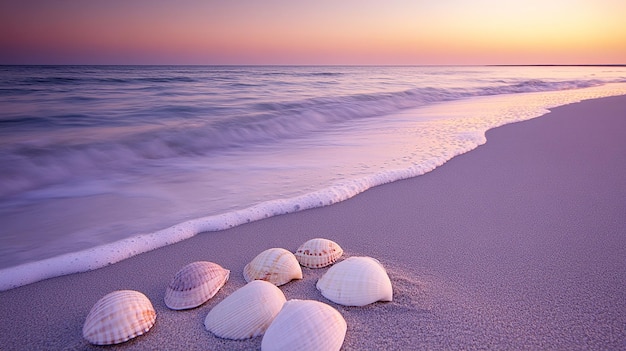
[1,63,625,67]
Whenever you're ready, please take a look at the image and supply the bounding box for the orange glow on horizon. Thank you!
[0,0,624,65]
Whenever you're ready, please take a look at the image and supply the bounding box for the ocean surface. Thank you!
[1,65,626,290]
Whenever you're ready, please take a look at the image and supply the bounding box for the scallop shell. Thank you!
[294,238,344,268]
[82,290,156,345]
[243,248,303,286]
[204,280,286,340]
[261,299,347,351]
[316,256,393,306]
[165,261,230,310]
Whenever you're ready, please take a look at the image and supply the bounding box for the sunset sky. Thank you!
[1,0,624,65]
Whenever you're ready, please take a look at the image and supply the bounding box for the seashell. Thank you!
[165,261,230,310]
[243,248,303,286]
[261,299,347,351]
[204,280,286,340]
[83,290,156,345]
[294,238,343,268]
[316,256,393,306]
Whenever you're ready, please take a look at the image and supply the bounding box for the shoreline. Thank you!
[1,95,625,350]
[2,83,626,281]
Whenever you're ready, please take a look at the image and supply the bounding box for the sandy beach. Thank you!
[1,95,625,350]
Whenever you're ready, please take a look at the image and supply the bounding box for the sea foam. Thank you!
[3,83,626,291]
[0,167,440,291]
[1,65,626,291]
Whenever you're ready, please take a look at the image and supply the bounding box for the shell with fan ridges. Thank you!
[204,280,286,340]
[261,299,347,351]
[316,256,393,306]
[165,261,230,310]
[83,290,156,345]
[294,238,343,268]
[243,248,303,286]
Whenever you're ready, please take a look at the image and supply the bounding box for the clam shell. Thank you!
[261,299,347,351]
[204,280,286,340]
[316,256,393,306]
[165,261,230,310]
[294,238,344,268]
[243,248,303,286]
[82,290,156,345]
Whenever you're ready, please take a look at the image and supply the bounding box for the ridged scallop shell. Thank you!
[316,256,393,306]
[204,280,286,340]
[294,238,343,268]
[261,299,347,351]
[83,290,156,345]
[165,261,230,310]
[243,248,303,286]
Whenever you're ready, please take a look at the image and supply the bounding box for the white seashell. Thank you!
[316,256,393,306]
[83,290,156,345]
[294,238,344,268]
[165,261,230,310]
[243,248,303,286]
[261,299,347,351]
[204,280,286,340]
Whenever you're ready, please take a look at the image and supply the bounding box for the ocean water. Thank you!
[1,65,626,290]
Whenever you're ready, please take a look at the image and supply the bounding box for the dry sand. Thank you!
[1,95,625,350]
